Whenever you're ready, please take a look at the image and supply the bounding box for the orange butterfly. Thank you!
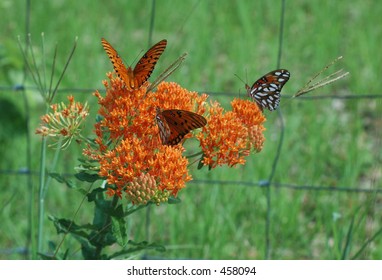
[155,108,207,146]
[101,38,167,90]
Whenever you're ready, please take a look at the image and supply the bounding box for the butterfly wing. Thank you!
[132,39,167,89]
[156,109,207,146]
[246,69,290,111]
[156,108,172,145]
[101,38,131,86]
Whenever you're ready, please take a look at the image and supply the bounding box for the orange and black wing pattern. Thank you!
[101,38,167,90]
[132,39,167,89]
[156,108,207,146]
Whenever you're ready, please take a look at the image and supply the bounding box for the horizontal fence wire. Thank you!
[2,85,382,99]
[1,168,381,193]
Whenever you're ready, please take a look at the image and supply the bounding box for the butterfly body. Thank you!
[101,38,167,90]
[156,108,207,146]
[246,69,290,111]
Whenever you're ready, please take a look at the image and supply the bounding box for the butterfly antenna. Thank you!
[234,72,248,98]
[234,73,246,85]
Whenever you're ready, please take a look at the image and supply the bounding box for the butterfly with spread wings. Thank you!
[101,38,167,90]
[245,69,290,111]
[155,108,207,146]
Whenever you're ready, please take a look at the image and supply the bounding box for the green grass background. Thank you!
[0,0,381,259]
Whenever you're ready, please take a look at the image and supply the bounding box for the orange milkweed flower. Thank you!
[231,98,266,152]
[197,99,266,169]
[153,82,208,114]
[85,75,206,205]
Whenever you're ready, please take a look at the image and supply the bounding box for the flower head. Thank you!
[231,98,266,152]
[86,75,206,205]
[36,95,89,149]
[124,173,171,206]
[197,99,266,169]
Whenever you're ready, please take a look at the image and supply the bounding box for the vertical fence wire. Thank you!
[21,0,35,260]
[264,0,287,260]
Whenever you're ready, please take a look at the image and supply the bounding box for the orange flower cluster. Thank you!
[197,98,265,169]
[231,98,266,152]
[86,74,207,203]
[83,73,266,205]
[36,95,89,149]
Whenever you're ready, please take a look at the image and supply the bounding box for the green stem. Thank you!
[43,138,63,198]
[145,205,151,244]
[124,204,150,217]
[20,2,34,259]
[22,83,35,259]
[37,136,47,255]
[38,136,63,255]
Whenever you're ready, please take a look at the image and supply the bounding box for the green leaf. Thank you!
[95,114,104,123]
[341,212,356,260]
[77,157,99,164]
[38,252,59,260]
[49,215,95,237]
[75,170,102,182]
[38,247,69,260]
[48,241,56,252]
[197,153,205,170]
[351,226,382,259]
[112,216,128,246]
[127,240,166,252]
[168,196,181,204]
[112,204,125,218]
[108,240,166,259]
[197,152,212,170]
[87,187,107,202]
[88,227,116,248]
[76,236,98,260]
[49,172,76,189]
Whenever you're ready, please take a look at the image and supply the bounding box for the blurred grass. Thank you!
[0,0,381,259]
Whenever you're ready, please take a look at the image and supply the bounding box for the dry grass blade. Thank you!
[146,52,188,94]
[294,56,350,98]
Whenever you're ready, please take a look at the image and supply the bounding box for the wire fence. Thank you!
[4,84,382,99]
[1,0,381,259]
